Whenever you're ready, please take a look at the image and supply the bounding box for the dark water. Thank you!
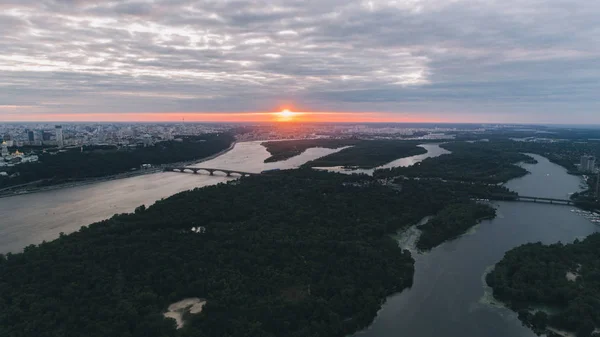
[356,154,597,337]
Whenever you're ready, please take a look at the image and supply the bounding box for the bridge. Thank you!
[489,194,573,205]
[164,166,257,177]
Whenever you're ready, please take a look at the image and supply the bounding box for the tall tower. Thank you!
[55,125,64,148]
[1,142,8,157]
[596,171,600,200]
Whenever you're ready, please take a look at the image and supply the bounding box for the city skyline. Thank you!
[1,0,599,123]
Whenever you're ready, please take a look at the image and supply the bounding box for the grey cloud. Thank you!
[0,0,599,122]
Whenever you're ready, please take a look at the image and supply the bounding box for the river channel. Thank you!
[354,154,598,337]
[314,143,450,175]
[0,141,446,254]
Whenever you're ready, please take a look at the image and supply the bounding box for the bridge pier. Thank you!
[165,167,255,177]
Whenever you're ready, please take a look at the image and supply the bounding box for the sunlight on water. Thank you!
[0,141,347,253]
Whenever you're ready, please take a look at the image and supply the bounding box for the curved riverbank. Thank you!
[353,154,598,337]
[0,141,237,199]
[0,141,349,254]
[313,143,450,175]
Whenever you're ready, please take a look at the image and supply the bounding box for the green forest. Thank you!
[302,141,427,169]
[375,141,535,183]
[0,169,507,337]
[261,139,359,162]
[487,234,600,337]
[437,139,600,175]
[0,133,234,189]
[417,203,496,250]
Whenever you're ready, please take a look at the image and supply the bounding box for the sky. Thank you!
[1,0,599,123]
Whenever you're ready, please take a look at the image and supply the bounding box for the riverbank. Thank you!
[486,233,600,336]
[353,153,597,337]
[0,141,236,199]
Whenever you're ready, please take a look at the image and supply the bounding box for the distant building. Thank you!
[55,125,64,148]
[142,134,153,147]
[1,142,8,157]
[580,155,596,173]
[27,130,35,143]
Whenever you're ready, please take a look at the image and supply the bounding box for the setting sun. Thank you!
[280,109,293,117]
[276,109,298,122]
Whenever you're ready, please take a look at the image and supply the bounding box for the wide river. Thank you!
[0,141,447,254]
[355,153,597,337]
[314,143,450,175]
[0,144,594,336]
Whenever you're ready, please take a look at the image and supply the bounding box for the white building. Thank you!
[1,142,8,157]
[55,125,64,148]
[580,155,596,173]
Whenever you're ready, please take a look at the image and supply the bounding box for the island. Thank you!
[486,234,600,337]
[375,141,535,183]
[301,140,427,169]
[416,202,497,250]
[261,138,359,162]
[0,168,516,337]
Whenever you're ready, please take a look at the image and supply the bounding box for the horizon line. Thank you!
[0,111,597,126]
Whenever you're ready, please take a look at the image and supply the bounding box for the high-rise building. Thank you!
[55,125,64,148]
[1,142,8,157]
[27,130,35,143]
[580,155,596,173]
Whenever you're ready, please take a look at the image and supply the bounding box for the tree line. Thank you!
[0,133,234,189]
[0,169,511,337]
[375,141,535,183]
[302,140,427,169]
[261,139,359,163]
[487,234,600,337]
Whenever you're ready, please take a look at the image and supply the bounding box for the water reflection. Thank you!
[0,141,346,253]
[314,144,450,176]
[354,154,597,337]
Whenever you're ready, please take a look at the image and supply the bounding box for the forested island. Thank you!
[0,169,512,337]
[261,139,358,162]
[487,234,600,337]
[417,203,497,250]
[375,141,535,183]
[0,133,234,189]
[302,140,427,168]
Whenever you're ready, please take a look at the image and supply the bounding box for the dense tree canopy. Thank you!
[261,139,359,163]
[375,141,534,183]
[302,140,427,169]
[0,169,515,337]
[0,133,234,189]
[487,234,600,337]
[417,203,496,250]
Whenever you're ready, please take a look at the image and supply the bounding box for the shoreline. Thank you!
[0,141,236,199]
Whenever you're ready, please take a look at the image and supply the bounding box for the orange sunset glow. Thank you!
[1,110,450,123]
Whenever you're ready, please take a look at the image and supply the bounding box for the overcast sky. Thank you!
[1,0,599,123]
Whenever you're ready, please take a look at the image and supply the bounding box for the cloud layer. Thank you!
[1,0,599,122]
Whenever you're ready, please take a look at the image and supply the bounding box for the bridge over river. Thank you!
[490,194,573,205]
[164,166,257,177]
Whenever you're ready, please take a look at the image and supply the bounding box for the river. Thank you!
[0,144,593,335]
[0,141,443,254]
[313,143,450,175]
[355,154,598,337]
